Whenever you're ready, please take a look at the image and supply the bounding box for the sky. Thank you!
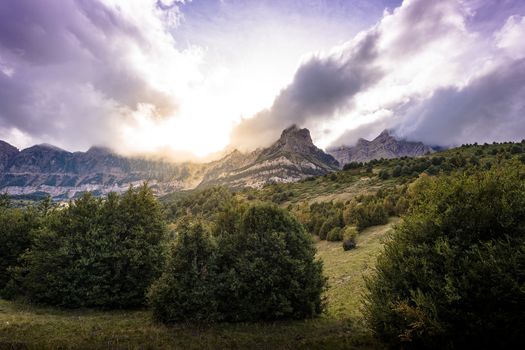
[0,0,524,160]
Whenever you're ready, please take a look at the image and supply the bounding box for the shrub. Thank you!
[326,227,342,241]
[319,216,340,240]
[215,204,326,321]
[12,185,167,308]
[151,203,327,323]
[364,162,525,349]
[378,169,390,180]
[148,221,218,323]
[0,206,40,293]
[342,226,358,251]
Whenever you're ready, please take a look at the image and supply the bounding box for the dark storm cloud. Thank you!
[397,58,525,146]
[231,0,525,151]
[0,0,177,150]
[332,58,525,148]
[230,30,382,150]
[229,0,484,150]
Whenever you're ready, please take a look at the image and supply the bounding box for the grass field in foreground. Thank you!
[0,219,397,350]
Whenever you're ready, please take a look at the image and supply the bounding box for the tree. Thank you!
[12,184,167,308]
[364,162,525,349]
[148,220,218,323]
[0,207,40,293]
[215,204,326,321]
[150,203,327,323]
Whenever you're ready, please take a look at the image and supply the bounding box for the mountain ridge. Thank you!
[328,129,435,166]
[0,126,339,198]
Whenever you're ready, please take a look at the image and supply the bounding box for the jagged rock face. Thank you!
[200,125,339,189]
[0,126,340,198]
[258,125,339,169]
[328,130,435,166]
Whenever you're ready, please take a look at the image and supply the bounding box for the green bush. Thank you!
[148,221,218,323]
[11,185,167,308]
[326,227,342,241]
[150,203,326,323]
[342,226,358,251]
[364,162,525,349]
[0,206,40,292]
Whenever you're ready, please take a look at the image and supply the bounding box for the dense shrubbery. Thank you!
[364,162,525,349]
[0,197,43,293]
[149,203,326,323]
[7,185,167,308]
[148,220,218,322]
[167,186,236,221]
[294,189,398,245]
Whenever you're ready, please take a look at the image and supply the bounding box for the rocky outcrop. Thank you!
[198,125,339,188]
[328,130,434,166]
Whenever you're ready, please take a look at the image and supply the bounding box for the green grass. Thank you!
[0,220,396,350]
[317,217,399,319]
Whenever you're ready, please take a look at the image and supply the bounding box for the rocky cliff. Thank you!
[328,130,434,166]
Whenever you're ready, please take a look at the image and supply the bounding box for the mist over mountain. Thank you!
[0,126,342,199]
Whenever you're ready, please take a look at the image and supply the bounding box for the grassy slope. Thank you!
[0,220,396,350]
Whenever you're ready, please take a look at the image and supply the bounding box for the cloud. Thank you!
[0,0,200,153]
[229,29,382,150]
[231,0,525,150]
[396,58,525,145]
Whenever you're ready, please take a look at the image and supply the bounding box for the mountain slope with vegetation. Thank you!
[1,139,524,349]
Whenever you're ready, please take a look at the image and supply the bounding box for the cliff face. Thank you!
[0,126,339,198]
[199,125,339,189]
[328,130,435,166]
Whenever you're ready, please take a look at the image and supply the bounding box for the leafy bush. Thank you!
[150,203,326,323]
[342,226,358,251]
[364,163,525,349]
[319,214,343,240]
[326,227,342,241]
[11,185,167,308]
[0,205,40,292]
[345,202,388,231]
[148,220,218,323]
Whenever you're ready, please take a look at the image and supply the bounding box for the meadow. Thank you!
[0,220,395,350]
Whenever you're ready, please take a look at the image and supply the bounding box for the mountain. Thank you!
[0,126,339,199]
[328,130,435,166]
[0,142,206,199]
[0,140,19,172]
[199,125,339,188]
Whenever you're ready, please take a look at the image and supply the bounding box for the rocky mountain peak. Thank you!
[86,146,113,155]
[327,130,435,166]
[0,140,18,155]
[0,140,19,171]
[378,129,391,137]
[280,124,312,143]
